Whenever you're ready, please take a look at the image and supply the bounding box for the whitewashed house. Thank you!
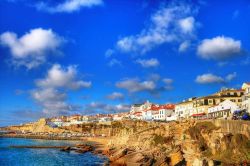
[152,104,175,121]
[130,100,152,119]
[175,98,196,119]
[133,111,143,120]
[208,100,240,119]
[142,104,159,121]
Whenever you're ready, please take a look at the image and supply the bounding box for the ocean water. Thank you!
[0,138,108,166]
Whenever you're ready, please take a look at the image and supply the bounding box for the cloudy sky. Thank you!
[0,0,249,126]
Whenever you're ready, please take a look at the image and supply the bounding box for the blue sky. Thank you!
[0,0,250,126]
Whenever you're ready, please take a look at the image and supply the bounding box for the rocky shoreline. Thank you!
[2,119,250,165]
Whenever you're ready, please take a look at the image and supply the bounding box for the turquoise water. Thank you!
[0,138,108,166]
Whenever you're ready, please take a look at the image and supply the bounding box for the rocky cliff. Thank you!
[102,120,250,165]
[5,118,65,133]
[3,119,250,165]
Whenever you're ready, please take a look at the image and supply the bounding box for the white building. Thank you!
[130,101,152,119]
[175,98,196,119]
[242,83,250,113]
[208,100,240,119]
[142,104,159,121]
[153,105,175,121]
[133,111,143,120]
[49,118,63,127]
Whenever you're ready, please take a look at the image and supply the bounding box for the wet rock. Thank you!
[60,146,71,152]
[75,145,93,154]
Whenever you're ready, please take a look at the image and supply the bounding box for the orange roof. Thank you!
[134,112,142,115]
[147,104,175,111]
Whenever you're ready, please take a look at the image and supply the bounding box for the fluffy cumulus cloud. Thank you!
[84,102,130,114]
[106,92,124,100]
[135,58,159,68]
[116,2,198,54]
[116,78,156,93]
[32,64,91,116]
[36,64,91,89]
[197,36,242,61]
[179,17,195,33]
[36,0,103,13]
[195,72,237,84]
[0,28,64,69]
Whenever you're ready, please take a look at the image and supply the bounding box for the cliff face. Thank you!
[4,119,250,165]
[6,118,65,133]
[104,120,250,165]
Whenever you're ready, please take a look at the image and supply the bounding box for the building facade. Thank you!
[175,98,196,119]
[242,83,250,113]
[208,100,240,119]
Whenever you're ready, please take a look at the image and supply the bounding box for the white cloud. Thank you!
[195,73,224,84]
[225,72,237,82]
[135,58,159,68]
[84,102,130,114]
[105,49,114,57]
[0,28,64,69]
[178,40,190,52]
[148,73,161,82]
[163,78,173,84]
[116,2,198,54]
[179,17,195,33]
[196,72,237,84]
[108,58,122,67]
[197,36,242,61]
[106,92,124,100]
[36,64,91,90]
[116,78,156,93]
[36,0,103,13]
[32,64,91,116]
[162,78,174,90]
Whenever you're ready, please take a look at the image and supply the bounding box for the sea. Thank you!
[0,138,108,166]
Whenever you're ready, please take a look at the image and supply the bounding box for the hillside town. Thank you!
[45,82,250,128]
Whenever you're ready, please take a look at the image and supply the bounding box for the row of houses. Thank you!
[48,112,130,127]
[175,82,250,120]
[48,82,250,127]
[129,83,250,121]
[130,101,176,121]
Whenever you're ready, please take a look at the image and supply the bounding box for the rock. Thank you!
[74,145,93,153]
[169,149,185,166]
[110,148,128,161]
[61,146,71,152]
